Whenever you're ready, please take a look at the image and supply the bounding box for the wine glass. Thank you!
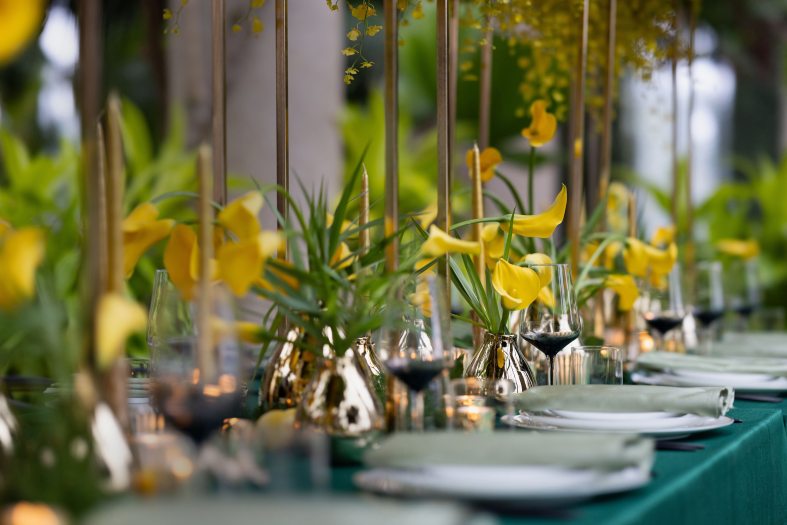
[641,265,686,352]
[724,259,760,331]
[520,263,582,386]
[692,261,725,353]
[148,272,243,444]
[380,275,451,431]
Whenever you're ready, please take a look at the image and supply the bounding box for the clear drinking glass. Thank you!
[641,265,686,352]
[692,262,725,353]
[520,263,582,386]
[380,275,451,431]
[554,346,623,385]
[148,272,243,445]
[448,377,514,431]
[724,259,760,331]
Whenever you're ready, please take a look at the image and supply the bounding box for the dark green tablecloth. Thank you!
[335,408,787,525]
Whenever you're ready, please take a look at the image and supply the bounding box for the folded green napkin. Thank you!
[513,384,732,418]
[637,351,787,377]
[711,332,787,358]
[364,431,654,472]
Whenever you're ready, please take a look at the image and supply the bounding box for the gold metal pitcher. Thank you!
[464,331,536,393]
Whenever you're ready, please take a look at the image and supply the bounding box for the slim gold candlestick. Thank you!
[106,94,124,293]
[436,0,452,295]
[384,0,399,274]
[275,0,289,259]
[95,123,109,303]
[568,0,590,277]
[478,22,493,150]
[598,0,617,207]
[470,142,485,348]
[211,0,227,206]
[670,0,680,229]
[360,164,371,254]
[684,2,697,291]
[196,145,215,384]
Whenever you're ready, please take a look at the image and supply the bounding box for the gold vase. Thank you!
[297,346,384,437]
[464,331,536,393]
[259,327,319,411]
[353,336,386,404]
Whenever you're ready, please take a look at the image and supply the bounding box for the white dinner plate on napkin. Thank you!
[632,370,787,393]
[503,411,733,438]
[355,464,649,503]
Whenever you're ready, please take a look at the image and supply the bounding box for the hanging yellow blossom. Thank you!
[0,227,45,311]
[217,231,282,297]
[481,224,505,268]
[122,203,175,278]
[421,225,481,257]
[217,192,264,241]
[521,100,557,148]
[623,238,677,278]
[163,224,218,301]
[500,184,567,238]
[409,278,432,318]
[95,293,147,370]
[716,239,759,260]
[522,253,553,287]
[0,0,45,65]
[604,274,639,311]
[350,2,376,19]
[491,259,541,311]
[330,241,354,270]
[651,225,676,248]
[465,147,502,183]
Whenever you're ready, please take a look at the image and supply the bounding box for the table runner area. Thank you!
[329,408,787,525]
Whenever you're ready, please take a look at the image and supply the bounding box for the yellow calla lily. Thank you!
[0,0,44,65]
[623,238,677,278]
[604,274,639,311]
[0,219,10,236]
[259,258,301,293]
[330,241,354,269]
[164,224,220,301]
[95,293,147,370]
[522,253,553,287]
[466,147,502,183]
[481,223,505,267]
[122,203,175,278]
[491,259,541,311]
[417,203,438,230]
[421,225,481,257]
[521,99,557,148]
[0,227,45,311]
[218,231,282,297]
[650,225,676,247]
[217,192,264,241]
[409,279,432,318]
[716,239,759,260]
[500,184,567,238]
[537,285,555,308]
[605,182,631,232]
[326,213,353,234]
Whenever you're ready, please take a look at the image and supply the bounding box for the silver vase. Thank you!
[464,331,536,393]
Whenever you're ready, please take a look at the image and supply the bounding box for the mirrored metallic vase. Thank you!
[259,327,319,411]
[353,336,386,405]
[297,347,384,438]
[464,332,535,393]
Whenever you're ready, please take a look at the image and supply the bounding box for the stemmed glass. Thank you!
[380,275,451,431]
[692,262,725,353]
[520,263,582,386]
[148,270,243,444]
[641,265,686,352]
[725,259,760,331]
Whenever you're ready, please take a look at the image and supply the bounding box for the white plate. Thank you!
[671,369,775,383]
[503,412,733,438]
[632,371,787,393]
[550,410,679,421]
[354,464,649,503]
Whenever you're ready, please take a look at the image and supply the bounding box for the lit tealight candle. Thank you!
[455,406,495,432]
[4,503,63,525]
[455,395,486,408]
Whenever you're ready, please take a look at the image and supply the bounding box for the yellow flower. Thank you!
[347,28,361,41]
[465,147,502,183]
[481,224,505,268]
[605,182,630,232]
[330,241,354,270]
[217,192,264,241]
[716,239,759,260]
[537,286,555,308]
[417,203,438,230]
[500,184,567,238]
[623,238,677,278]
[122,203,175,278]
[0,0,44,65]
[409,278,432,318]
[218,231,282,297]
[350,2,376,20]
[491,259,541,311]
[164,224,218,301]
[421,225,481,257]
[251,16,263,34]
[95,293,146,370]
[326,213,353,233]
[651,225,676,248]
[522,253,553,287]
[0,227,45,311]
[211,318,265,345]
[604,274,639,311]
[521,100,557,148]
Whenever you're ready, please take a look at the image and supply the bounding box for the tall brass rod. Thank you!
[106,95,124,294]
[684,2,697,290]
[211,0,227,206]
[360,164,371,254]
[197,145,215,383]
[384,0,399,273]
[598,0,617,207]
[568,0,590,276]
[670,1,679,228]
[78,0,102,369]
[275,0,289,258]
[449,0,459,157]
[478,24,493,150]
[436,0,452,292]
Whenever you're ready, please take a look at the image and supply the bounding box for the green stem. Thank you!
[528,147,536,215]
